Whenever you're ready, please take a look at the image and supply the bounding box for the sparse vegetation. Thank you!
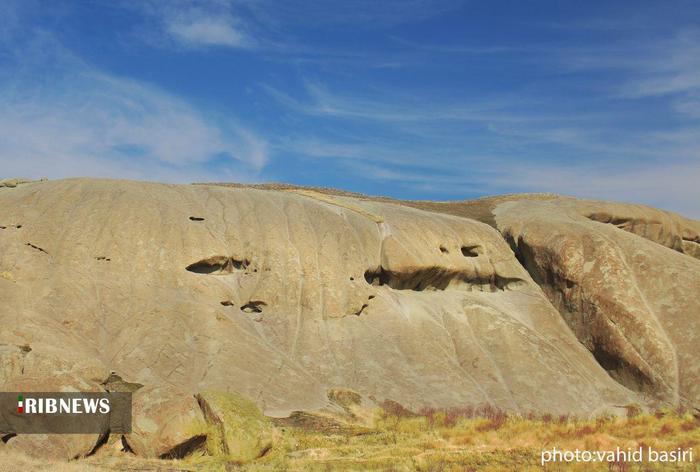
[3,405,697,471]
[224,406,700,471]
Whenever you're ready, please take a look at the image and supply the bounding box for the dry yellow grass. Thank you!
[1,407,698,471]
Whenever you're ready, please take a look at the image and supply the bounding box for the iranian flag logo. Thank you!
[17,394,23,414]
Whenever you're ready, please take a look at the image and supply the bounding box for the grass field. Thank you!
[241,405,700,471]
[2,403,698,471]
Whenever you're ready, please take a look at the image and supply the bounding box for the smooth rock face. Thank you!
[0,178,697,459]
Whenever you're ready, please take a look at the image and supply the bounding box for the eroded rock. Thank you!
[0,178,697,460]
[494,197,700,409]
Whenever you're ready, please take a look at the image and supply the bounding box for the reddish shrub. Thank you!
[476,415,507,432]
[658,423,675,435]
[574,425,596,437]
[414,403,507,427]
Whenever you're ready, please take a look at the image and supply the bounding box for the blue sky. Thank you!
[1,1,699,217]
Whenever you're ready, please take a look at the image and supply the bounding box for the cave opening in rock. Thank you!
[461,245,481,257]
[364,266,521,292]
[186,256,249,275]
[241,301,266,313]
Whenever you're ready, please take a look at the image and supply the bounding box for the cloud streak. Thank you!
[165,16,248,48]
[126,0,255,49]
[0,32,267,182]
[262,81,555,125]
[1,1,697,220]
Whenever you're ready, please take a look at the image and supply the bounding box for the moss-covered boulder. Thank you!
[196,390,273,463]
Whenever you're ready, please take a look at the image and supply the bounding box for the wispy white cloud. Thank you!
[165,16,247,48]
[1,0,697,220]
[260,19,700,220]
[621,31,700,100]
[0,32,267,182]
[120,1,468,64]
[127,0,254,49]
[271,72,700,218]
[554,28,700,119]
[266,80,674,164]
[262,81,554,125]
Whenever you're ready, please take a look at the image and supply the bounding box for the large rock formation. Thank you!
[0,178,697,460]
[493,197,700,408]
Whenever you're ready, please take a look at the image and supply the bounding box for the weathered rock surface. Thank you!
[492,197,700,410]
[0,178,697,460]
[580,201,700,260]
[126,386,206,459]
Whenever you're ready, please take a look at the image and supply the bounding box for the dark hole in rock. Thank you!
[18,344,31,354]
[350,277,355,281]
[241,301,266,313]
[95,256,111,261]
[189,216,205,221]
[461,245,481,257]
[220,300,234,306]
[592,344,655,394]
[15,225,22,229]
[26,242,48,254]
[1,433,16,443]
[364,266,521,292]
[364,267,390,286]
[186,256,249,275]
[439,246,449,254]
[354,303,369,316]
